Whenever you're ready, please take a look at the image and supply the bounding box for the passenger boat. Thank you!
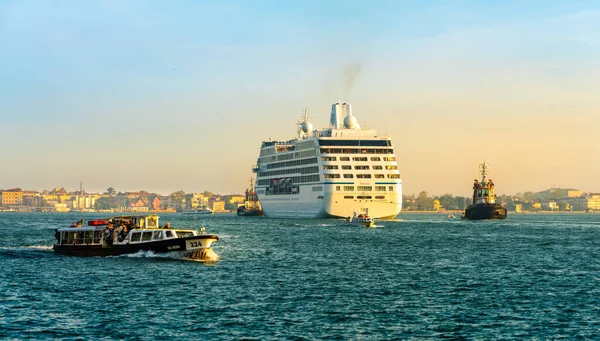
[463,163,508,220]
[53,214,219,260]
[181,207,213,215]
[237,177,264,217]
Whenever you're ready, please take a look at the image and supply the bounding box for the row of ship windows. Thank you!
[257,174,321,186]
[265,157,318,170]
[324,165,398,170]
[337,186,395,192]
[343,196,386,200]
[320,148,394,155]
[324,174,401,179]
[322,156,396,162]
[259,166,319,177]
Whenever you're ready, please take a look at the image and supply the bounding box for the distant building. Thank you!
[229,196,245,205]
[187,193,206,208]
[130,198,149,212]
[541,201,558,211]
[209,200,225,212]
[587,193,600,211]
[1,188,23,206]
[567,190,583,198]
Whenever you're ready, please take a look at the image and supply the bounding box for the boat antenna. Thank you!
[296,108,310,139]
[479,162,488,184]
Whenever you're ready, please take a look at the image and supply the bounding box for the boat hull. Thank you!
[257,183,402,219]
[236,206,264,216]
[53,235,219,260]
[463,204,507,220]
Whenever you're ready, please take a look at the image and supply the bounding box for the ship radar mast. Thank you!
[479,162,488,184]
[296,109,313,139]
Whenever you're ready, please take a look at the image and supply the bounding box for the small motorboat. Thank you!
[347,211,376,228]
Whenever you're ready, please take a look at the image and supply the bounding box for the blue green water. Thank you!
[1,212,600,340]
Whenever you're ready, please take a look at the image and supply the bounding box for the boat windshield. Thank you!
[176,231,194,238]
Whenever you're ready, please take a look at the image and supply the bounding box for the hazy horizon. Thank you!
[2,1,599,197]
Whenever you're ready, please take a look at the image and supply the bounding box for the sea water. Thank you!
[1,212,600,340]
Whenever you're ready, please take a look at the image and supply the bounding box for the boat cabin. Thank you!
[472,163,497,205]
[55,214,198,246]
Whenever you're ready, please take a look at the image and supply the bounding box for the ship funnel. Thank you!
[330,103,352,129]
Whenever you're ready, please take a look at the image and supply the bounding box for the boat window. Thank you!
[84,231,94,244]
[177,231,194,238]
[387,174,400,179]
[153,231,163,240]
[343,186,354,191]
[375,186,386,191]
[73,232,84,244]
[312,186,323,192]
[375,196,385,199]
[62,231,70,244]
[371,157,381,161]
[357,186,372,192]
[344,174,354,178]
[165,231,174,238]
[131,232,142,242]
[374,174,385,179]
[388,186,394,192]
[344,196,354,199]
[477,190,482,197]
[341,165,351,170]
[340,157,350,161]
[141,232,153,241]
[373,165,383,170]
[483,189,489,196]
[335,186,341,192]
[357,196,372,199]
[93,231,103,244]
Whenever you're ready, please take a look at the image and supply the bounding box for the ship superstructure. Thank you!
[252,103,402,219]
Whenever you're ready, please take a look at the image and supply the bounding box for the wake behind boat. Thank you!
[53,214,219,261]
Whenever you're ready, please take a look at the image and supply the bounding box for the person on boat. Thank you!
[103,226,113,247]
[119,223,128,241]
[164,222,171,229]
[115,223,123,242]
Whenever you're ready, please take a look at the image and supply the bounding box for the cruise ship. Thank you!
[252,103,402,219]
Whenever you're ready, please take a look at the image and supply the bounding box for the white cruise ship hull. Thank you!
[257,182,402,219]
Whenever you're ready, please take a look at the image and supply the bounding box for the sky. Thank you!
[1,0,599,196]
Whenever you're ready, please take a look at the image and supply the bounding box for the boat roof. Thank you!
[57,227,196,232]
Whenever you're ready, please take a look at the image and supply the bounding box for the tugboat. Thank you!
[237,178,264,217]
[463,162,507,220]
[53,214,219,260]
